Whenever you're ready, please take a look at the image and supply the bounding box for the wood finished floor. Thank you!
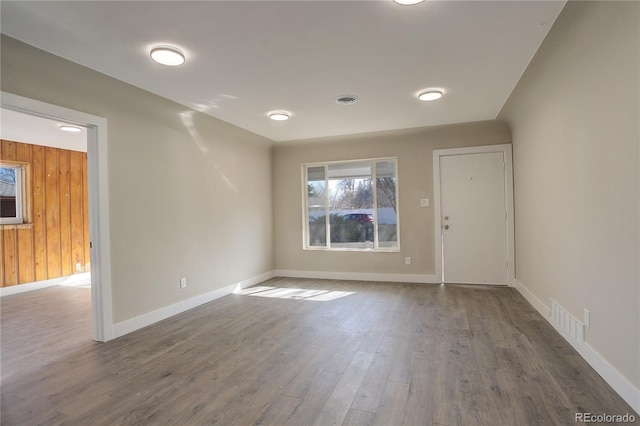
[1,278,636,425]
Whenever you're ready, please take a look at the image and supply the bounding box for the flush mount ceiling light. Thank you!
[418,90,444,101]
[393,0,425,5]
[59,125,82,133]
[334,95,359,105]
[269,111,290,121]
[150,46,185,66]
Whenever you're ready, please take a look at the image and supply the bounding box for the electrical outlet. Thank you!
[180,277,187,289]
[420,198,430,207]
[405,257,411,265]
[75,263,82,271]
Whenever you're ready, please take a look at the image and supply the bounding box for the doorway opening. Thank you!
[1,92,113,342]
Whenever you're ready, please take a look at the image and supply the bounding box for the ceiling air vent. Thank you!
[334,95,359,105]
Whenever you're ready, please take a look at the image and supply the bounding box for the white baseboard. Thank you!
[274,269,440,284]
[513,279,640,414]
[0,273,92,296]
[112,270,275,339]
[513,278,550,317]
[232,270,276,292]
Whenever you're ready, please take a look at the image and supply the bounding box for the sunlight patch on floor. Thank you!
[59,272,91,288]
[236,286,354,301]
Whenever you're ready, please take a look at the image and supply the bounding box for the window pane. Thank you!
[0,167,18,218]
[328,162,374,249]
[376,160,398,248]
[303,158,399,251]
[307,166,326,246]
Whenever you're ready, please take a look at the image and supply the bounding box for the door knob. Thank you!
[444,225,449,230]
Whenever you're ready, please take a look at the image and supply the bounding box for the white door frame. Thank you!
[1,91,114,341]
[433,144,515,286]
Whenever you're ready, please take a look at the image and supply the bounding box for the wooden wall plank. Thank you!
[82,153,90,272]
[3,228,18,286]
[17,227,35,283]
[1,141,7,287]
[0,229,4,287]
[70,151,86,273]
[1,140,17,161]
[45,147,61,279]
[59,151,72,277]
[32,144,47,282]
[15,142,31,163]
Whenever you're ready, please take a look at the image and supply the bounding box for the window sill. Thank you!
[0,223,33,230]
[303,246,400,253]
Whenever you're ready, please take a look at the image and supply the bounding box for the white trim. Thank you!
[579,343,640,415]
[232,270,276,293]
[0,273,91,296]
[513,278,550,317]
[0,163,24,225]
[514,279,640,414]
[1,277,64,296]
[433,144,515,286]
[112,271,275,338]
[275,269,439,284]
[1,92,113,342]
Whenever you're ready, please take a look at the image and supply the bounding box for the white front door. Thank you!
[439,150,508,285]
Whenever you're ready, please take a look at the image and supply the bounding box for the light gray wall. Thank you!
[1,36,275,323]
[499,2,639,388]
[273,121,511,275]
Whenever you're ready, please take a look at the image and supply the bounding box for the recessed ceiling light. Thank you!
[393,0,425,5]
[269,112,290,121]
[150,46,185,66]
[334,95,359,105]
[418,90,444,101]
[59,125,82,133]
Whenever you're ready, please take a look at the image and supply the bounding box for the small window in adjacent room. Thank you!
[0,164,24,225]
[303,158,399,251]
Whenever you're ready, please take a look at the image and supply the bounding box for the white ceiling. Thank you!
[1,108,87,152]
[0,1,565,142]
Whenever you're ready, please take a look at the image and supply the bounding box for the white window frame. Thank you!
[302,157,400,252]
[0,164,24,225]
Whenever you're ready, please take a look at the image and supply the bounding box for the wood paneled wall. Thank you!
[1,140,90,287]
